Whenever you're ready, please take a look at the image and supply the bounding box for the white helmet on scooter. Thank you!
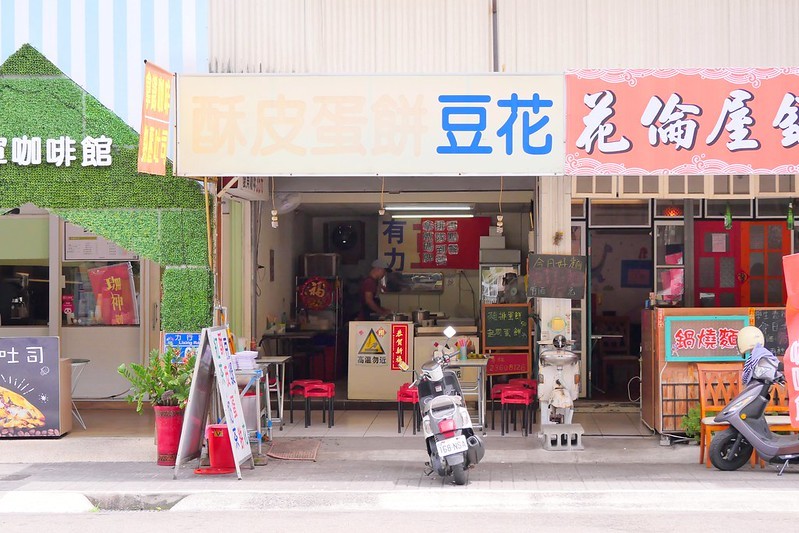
[736,326,765,355]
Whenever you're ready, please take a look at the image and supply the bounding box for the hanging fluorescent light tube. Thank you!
[391,214,474,219]
[385,205,472,211]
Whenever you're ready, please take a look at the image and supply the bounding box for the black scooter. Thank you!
[709,346,799,475]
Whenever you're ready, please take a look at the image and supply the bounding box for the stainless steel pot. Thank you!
[412,308,430,324]
[388,312,409,322]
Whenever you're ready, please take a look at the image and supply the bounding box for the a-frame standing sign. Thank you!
[174,325,254,479]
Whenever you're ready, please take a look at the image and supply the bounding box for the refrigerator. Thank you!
[479,264,521,305]
[348,320,415,400]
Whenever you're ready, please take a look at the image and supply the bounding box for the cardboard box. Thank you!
[480,235,506,249]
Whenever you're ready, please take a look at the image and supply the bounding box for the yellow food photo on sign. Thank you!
[0,386,46,429]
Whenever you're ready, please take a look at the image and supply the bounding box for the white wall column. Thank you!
[534,176,573,343]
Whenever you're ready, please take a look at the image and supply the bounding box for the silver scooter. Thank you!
[404,328,485,485]
[709,327,799,474]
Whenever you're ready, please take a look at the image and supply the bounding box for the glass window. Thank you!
[756,198,792,217]
[571,199,586,219]
[705,199,752,218]
[654,199,701,218]
[656,225,684,265]
[0,265,49,326]
[62,261,140,326]
[589,200,651,227]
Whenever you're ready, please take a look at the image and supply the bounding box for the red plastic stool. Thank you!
[397,383,421,434]
[501,386,535,437]
[508,378,538,424]
[303,382,335,428]
[289,379,323,423]
[509,378,537,394]
[490,383,516,430]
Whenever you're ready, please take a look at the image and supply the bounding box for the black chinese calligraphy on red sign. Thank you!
[413,217,490,270]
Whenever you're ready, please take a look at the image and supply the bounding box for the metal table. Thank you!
[448,358,489,436]
[256,355,292,430]
[233,367,267,454]
[70,358,90,430]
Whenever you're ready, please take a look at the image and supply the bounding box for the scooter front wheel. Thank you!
[451,463,467,485]
[709,428,753,471]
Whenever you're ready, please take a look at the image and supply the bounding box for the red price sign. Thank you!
[299,277,334,311]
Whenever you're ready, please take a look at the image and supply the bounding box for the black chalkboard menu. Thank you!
[527,253,587,299]
[482,303,531,350]
[0,336,63,437]
[753,308,788,357]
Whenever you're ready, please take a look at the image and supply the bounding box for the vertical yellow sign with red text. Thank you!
[783,253,799,428]
[137,61,172,175]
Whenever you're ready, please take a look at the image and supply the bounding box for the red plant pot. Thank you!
[153,405,184,466]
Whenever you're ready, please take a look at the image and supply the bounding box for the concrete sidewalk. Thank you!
[2,433,798,514]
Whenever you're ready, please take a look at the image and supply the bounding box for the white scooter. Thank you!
[537,335,581,425]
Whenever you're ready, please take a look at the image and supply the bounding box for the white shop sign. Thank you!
[63,222,138,261]
[175,74,565,177]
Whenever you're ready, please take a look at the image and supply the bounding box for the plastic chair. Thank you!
[490,383,515,430]
[397,383,421,434]
[303,382,335,428]
[500,386,535,437]
[508,378,538,425]
[289,379,323,423]
[696,363,743,467]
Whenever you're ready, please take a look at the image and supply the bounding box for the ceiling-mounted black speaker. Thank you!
[324,221,364,265]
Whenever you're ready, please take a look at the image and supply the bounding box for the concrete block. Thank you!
[540,423,584,451]
[479,249,521,263]
[480,235,505,249]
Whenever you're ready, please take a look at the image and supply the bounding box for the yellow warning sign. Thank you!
[359,329,385,355]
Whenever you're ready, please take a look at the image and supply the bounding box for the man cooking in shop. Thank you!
[358,258,392,320]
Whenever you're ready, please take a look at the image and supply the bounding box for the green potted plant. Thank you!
[118,347,196,466]
[681,405,701,444]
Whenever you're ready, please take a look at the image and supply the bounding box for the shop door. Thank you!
[695,221,790,307]
[739,221,790,306]
[694,221,741,307]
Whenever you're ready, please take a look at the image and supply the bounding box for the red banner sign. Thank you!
[783,253,799,428]
[566,68,799,175]
[137,61,172,176]
[486,352,529,376]
[390,323,410,371]
[87,263,139,325]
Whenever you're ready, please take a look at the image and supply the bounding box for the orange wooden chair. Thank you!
[696,363,743,468]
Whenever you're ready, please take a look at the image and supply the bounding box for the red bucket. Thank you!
[206,424,235,469]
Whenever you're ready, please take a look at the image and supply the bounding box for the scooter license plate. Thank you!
[436,435,468,457]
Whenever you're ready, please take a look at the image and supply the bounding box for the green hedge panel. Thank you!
[162,267,213,332]
[1,44,214,332]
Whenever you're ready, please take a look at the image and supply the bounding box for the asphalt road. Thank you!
[6,508,799,533]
